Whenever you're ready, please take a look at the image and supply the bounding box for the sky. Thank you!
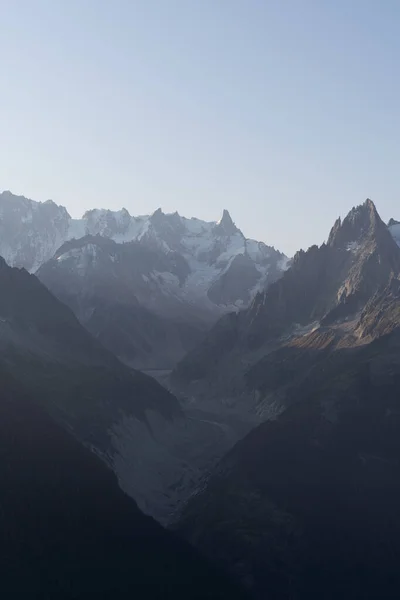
[1,0,400,256]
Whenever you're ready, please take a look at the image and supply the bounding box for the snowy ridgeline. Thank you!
[0,191,289,309]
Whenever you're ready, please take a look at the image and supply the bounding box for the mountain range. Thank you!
[3,189,400,598]
[0,190,287,368]
[171,199,400,598]
[173,200,400,406]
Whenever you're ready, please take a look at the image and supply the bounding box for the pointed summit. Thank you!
[149,207,184,235]
[219,209,233,224]
[149,207,166,226]
[151,207,164,218]
[328,198,387,249]
[214,209,239,236]
[327,217,342,246]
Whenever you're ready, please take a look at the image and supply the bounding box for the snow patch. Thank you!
[280,321,320,342]
[346,241,361,253]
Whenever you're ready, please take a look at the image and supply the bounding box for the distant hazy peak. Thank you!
[0,190,287,311]
[214,209,240,237]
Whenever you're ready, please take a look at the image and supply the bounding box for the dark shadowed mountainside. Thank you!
[0,367,246,599]
[176,316,400,599]
[0,257,255,525]
[0,255,179,426]
[0,257,193,519]
[171,202,400,598]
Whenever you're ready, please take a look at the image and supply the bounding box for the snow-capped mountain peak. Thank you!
[0,190,288,310]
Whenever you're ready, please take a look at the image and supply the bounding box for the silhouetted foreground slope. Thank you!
[176,325,400,599]
[0,370,246,599]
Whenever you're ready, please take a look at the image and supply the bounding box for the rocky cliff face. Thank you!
[0,191,70,272]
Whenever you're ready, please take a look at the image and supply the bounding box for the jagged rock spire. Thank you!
[328,198,386,249]
[214,209,239,236]
[150,207,164,221]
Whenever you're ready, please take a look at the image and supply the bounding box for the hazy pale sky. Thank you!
[1,0,399,255]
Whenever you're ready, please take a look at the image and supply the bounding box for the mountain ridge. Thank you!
[172,199,400,409]
[173,201,400,599]
[0,190,287,310]
[0,190,288,369]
